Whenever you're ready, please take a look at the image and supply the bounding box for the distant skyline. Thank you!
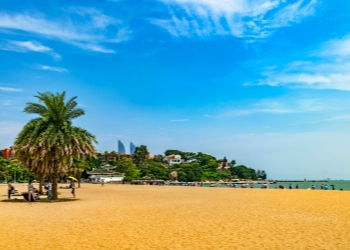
[1,0,350,179]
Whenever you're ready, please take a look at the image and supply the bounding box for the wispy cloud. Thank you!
[38,65,68,73]
[0,40,61,60]
[170,119,189,122]
[71,42,116,53]
[326,115,350,122]
[0,86,23,92]
[209,99,324,117]
[152,0,318,39]
[255,34,350,91]
[0,8,129,53]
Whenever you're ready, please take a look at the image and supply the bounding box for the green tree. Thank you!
[153,154,164,163]
[109,151,119,163]
[230,165,257,180]
[132,145,149,165]
[260,170,267,180]
[0,157,18,182]
[256,169,261,178]
[196,152,216,166]
[178,163,203,182]
[164,149,183,156]
[115,157,140,181]
[206,159,219,171]
[139,160,169,180]
[14,92,97,200]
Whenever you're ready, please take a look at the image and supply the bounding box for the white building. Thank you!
[163,154,184,166]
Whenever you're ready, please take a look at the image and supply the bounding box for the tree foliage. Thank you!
[115,157,140,181]
[139,160,168,180]
[132,145,149,165]
[230,165,258,180]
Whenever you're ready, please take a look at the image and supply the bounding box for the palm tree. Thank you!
[13,92,97,200]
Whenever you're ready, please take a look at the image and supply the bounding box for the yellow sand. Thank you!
[1,183,350,250]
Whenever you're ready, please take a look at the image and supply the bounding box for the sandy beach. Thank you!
[1,184,350,249]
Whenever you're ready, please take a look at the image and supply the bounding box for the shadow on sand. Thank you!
[2,196,79,203]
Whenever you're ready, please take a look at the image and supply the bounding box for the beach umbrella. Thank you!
[68,176,78,182]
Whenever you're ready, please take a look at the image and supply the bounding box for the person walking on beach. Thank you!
[28,179,34,202]
[289,184,293,189]
[7,179,13,200]
[311,185,315,190]
[101,179,105,187]
[296,184,299,189]
[321,184,324,190]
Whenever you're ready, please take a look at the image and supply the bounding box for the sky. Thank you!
[1,0,350,179]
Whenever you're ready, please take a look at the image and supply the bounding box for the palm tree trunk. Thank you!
[51,166,59,200]
[39,176,44,195]
[78,174,81,188]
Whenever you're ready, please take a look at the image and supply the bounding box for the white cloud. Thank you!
[71,42,116,53]
[0,8,129,53]
[257,34,350,91]
[326,115,350,122]
[268,0,317,28]
[211,99,324,117]
[316,35,350,58]
[38,65,68,73]
[153,0,318,39]
[1,40,61,60]
[0,86,23,92]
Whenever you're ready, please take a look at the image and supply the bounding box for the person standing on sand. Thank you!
[28,179,34,202]
[101,179,105,187]
[321,184,324,190]
[44,180,52,200]
[289,184,293,189]
[7,180,13,200]
[71,180,76,198]
[296,184,299,189]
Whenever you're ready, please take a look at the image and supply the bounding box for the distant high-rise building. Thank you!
[130,142,136,154]
[118,140,126,154]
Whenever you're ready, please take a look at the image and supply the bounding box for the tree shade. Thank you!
[13,92,97,200]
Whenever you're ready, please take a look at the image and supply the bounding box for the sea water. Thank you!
[203,181,350,190]
[269,181,350,190]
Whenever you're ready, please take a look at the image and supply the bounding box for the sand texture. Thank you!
[1,183,350,250]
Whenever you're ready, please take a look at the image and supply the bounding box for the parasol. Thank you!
[68,176,78,182]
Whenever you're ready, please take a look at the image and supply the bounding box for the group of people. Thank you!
[6,179,55,202]
[287,183,343,190]
[226,183,269,188]
[26,179,50,202]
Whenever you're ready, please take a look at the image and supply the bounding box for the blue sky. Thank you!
[1,0,350,179]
